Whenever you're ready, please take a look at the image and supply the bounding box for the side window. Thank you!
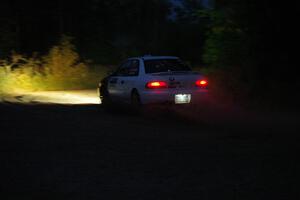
[115,60,131,76]
[115,59,139,76]
[127,60,139,76]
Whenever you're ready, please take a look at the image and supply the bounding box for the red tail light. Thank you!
[146,81,168,89]
[195,80,208,87]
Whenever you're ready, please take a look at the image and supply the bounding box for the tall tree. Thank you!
[0,1,18,57]
[202,0,299,102]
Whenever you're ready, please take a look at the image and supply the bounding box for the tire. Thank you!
[100,87,113,110]
[131,90,141,112]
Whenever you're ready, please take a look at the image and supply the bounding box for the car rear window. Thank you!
[144,59,191,74]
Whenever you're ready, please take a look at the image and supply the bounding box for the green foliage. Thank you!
[202,9,247,68]
[0,36,108,94]
[42,36,90,90]
[200,5,261,103]
[200,0,300,109]
[0,53,41,93]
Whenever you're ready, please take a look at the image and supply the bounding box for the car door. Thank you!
[119,59,140,103]
[107,60,131,102]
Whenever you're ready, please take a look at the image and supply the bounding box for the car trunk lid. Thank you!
[149,71,204,89]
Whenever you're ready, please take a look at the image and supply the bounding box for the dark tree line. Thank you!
[204,0,297,79]
[1,0,298,105]
[202,0,299,104]
[0,0,210,65]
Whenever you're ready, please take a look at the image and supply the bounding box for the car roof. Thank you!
[129,55,179,61]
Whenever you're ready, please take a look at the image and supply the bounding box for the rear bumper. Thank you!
[139,88,208,105]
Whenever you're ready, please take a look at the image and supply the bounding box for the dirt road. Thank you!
[0,91,299,199]
[0,90,100,104]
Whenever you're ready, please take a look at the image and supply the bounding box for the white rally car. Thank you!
[99,56,208,107]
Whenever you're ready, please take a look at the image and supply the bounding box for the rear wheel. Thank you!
[131,90,141,112]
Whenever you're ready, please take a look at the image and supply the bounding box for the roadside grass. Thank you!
[0,37,109,95]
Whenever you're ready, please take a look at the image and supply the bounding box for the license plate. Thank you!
[175,94,191,104]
